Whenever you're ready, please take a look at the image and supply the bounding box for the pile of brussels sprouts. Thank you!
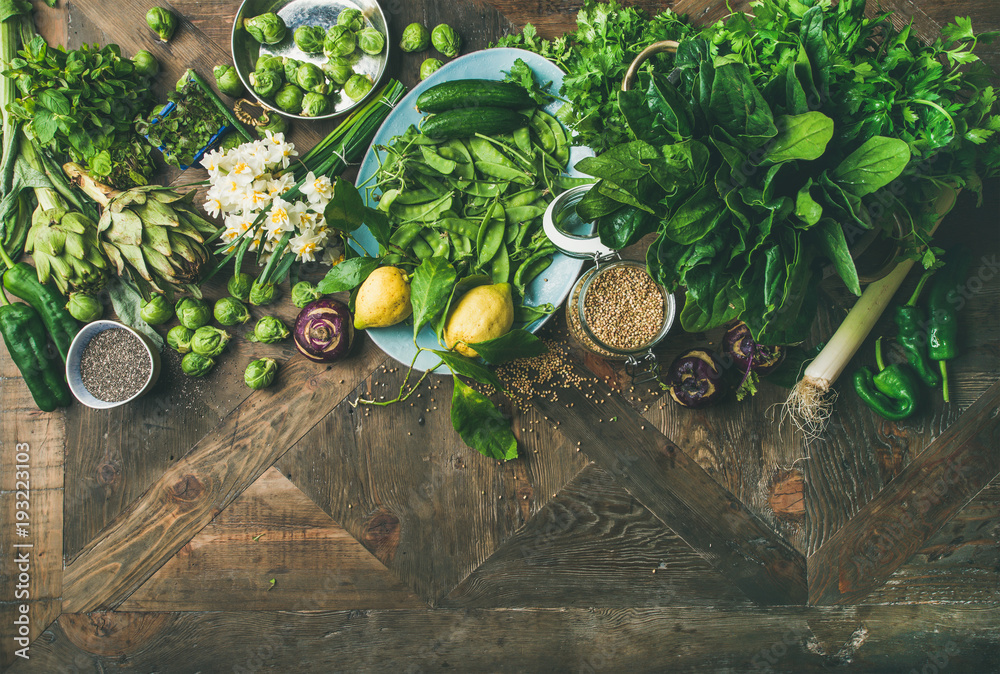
[398,22,462,80]
[241,8,386,117]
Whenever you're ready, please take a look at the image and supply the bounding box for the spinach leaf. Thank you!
[831,136,911,196]
[794,179,824,228]
[450,378,518,461]
[317,257,380,293]
[764,112,834,163]
[662,183,724,244]
[466,328,548,364]
[410,257,457,339]
[799,5,830,97]
[574,140,659,194]
[814,218,862,296]
[597,204,659,249]
[647,72,695,141]
[576,182,626,220]
[708,63,777,144]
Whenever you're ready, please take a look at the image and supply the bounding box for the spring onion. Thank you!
[784,187,958,439]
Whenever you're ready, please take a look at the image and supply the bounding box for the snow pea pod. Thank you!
[389,221,425,250]
[411,236,434,259]
[513,250,553,293]
[529,114,556,154]
[503,188,544,209]
[468,136,517,168]
[420,145,457,175]
[435,217,480,239]
[476,203,506,267]
[475,161,532,185]
[513,126,533,155]
[491,244,510,284]
[421,230,449,258]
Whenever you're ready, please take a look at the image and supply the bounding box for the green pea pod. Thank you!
[468,136,517,168]
[513,250,553,294]
[529,114,557,154]
[422,230,449,258]
[453,180,504,198]
[490,244,510,284]
[436,218,480,239]
[537,110,569,166]
[476,216,505,267]
[475,161,532,185]
[505,205,547,226]
[395,189,439,205]
[513,126,533,156]
[555,175,597,192]
[503,188,545,209]
[393,194,454,223]
[389,222,425,251]
[411,237,434,259]
[419,145,458,175]
[503,221,519,245]
[414,173,449,196]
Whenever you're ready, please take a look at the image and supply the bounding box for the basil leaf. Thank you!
[831,136,911,196]
[764,112,834,164]
[450,377,518,461]
[317,257,380,293]
[431,350,504,390]
[466,328,547,365]
[814,218,861,296]
[410,257,456,339]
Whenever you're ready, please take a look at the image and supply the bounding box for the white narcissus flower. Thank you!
[264,196,299,241]
[301,171,334,206]
[290,229,327,262]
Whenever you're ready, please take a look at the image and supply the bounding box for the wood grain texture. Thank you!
[11,606,1000,673]
[0,382,64,671]
[60,340,387,614]
[118,467,425,611]
[442,463,751,608]
[276,362,591,604]
[530,364,808,606]
[809,380,1000,605]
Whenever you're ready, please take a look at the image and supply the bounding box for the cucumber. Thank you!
[416,79,535,113]
[422,107,530,140]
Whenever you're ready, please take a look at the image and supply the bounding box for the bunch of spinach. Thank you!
[494,0,692,153]
[315,181,547,461]
[5,36,156,188]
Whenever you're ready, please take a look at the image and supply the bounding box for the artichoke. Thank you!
[337,8,364,31]
[68,164,218,297]
[275,84,305,114]
[146,7,177,42]
[26,202,112,295]
[250,69,283,99]
[419,58,443,80]
[133,50,159,77]
[357,27,385,55]
[343,73,372,101]
[214,65,245,97]
[400,23,429,53]
[244,12,287,45]
[245,357,278,389]
[324,25,356,58]
[66,293,103,322]
[294,25,325,54]
[300,92,330,117]
[431,24,460,58]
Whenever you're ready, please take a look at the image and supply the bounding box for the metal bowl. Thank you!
[232,0,390,121]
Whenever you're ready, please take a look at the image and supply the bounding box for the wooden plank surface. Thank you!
[118,467,425,611]
[10,605,1000,673]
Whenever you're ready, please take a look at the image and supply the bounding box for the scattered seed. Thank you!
[80,328,151,403]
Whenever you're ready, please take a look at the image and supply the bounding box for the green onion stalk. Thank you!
[0,9,33,259]
[201,78,407,286]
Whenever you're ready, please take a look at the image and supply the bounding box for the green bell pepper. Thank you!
[853,337,920,421]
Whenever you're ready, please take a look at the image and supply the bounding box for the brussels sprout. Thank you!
[167,325,195,354]
[146,7,177,43]
[293,25,325,54]
[255,112,289,138]
[255,53,284,73]
[291,281,323,308]
[399,23,429,53]
[228,272,253,301]
[282,57,302,83]
[274,84,305,114]
[249,69,283,98]
[322,58,354,86]
[245,357,278,390]
[357,27,385,55]
[431,24,460,58]
[66,293,103,322]
[419,58,443,81]
[324,25,356,58]
[300,92,331,117]
[244,12,287,45]
[213,64,245,97]
[247,316,291,343]
[181,352,215,377]
[140,294,173,325]
[249,279,276,306]
[133,50,159,78]
[191,326,231,357]
[337,8,364,32]
[294,62,328,94]
[343,73,372,101]
[214,296,251,326]
[175,297,211,330]
[219,131,242,152]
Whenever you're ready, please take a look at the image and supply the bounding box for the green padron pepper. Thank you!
[893,269,940,388]
[927,247,971,403]
[853,337,920,421]
[0,290,71,411]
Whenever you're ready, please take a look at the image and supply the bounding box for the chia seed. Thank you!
[80,328,152,402]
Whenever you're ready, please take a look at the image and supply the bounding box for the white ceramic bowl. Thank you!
[66,320,161,409]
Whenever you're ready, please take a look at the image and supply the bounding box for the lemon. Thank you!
[353,266,413,330]
[444,282,514,357]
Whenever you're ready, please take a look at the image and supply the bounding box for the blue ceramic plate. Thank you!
[352,48,594,372]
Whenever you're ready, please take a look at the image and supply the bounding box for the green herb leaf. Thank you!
[410,257,456,339]
[323,178,368,232]
[831,136,911,196]
[431,349,504,390]
[814,218,861,296]
[466,328,547,365]
[317,257,380,293]
[450,377,518,461]
[764,112,834,164]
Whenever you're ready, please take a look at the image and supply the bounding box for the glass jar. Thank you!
[566,259,676,361]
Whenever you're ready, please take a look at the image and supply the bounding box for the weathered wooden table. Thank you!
[2,0,999,671]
